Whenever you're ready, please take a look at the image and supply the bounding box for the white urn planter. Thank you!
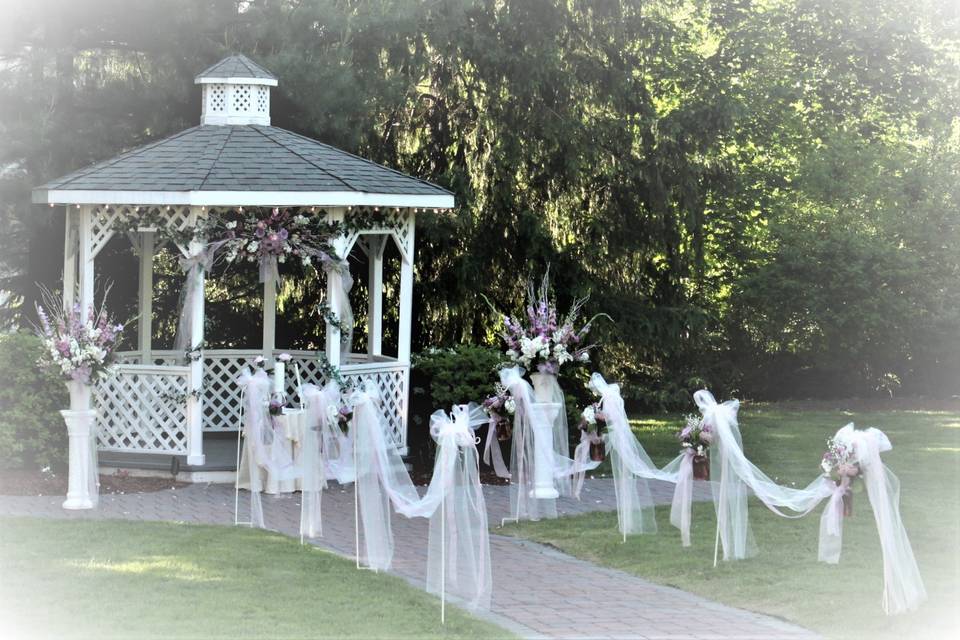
[66,379,92,411]
[529,372,560,499]
[62,381,98,510]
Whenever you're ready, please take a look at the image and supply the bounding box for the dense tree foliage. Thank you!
[1,0,957,405]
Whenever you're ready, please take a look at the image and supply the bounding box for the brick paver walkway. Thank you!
[0,479,816,639]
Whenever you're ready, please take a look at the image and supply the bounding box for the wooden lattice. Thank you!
[89,205,194,256]
[94,364,192,454]
[103,350,408,452]
[344,207,414,261]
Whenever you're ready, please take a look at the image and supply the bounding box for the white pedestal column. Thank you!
[61,408,98,510]
[529,373,560,499]
[529,402,561,499]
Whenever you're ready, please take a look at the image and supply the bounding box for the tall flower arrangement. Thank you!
[488,270,605,375]
[34,287,125,384]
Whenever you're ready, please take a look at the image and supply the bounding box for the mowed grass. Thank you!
[503,405,960,640]
[0,518,511,640]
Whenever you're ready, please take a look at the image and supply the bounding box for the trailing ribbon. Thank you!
[669,449,695,547]
[818,475,850,564]
[299,381,339,539]
[173,242,221,354]
[321,256,355,357]
[482,417,511,479]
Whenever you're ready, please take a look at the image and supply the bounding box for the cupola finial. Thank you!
[194,53,277,126]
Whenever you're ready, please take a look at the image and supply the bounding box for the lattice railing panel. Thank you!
[94,365,191,454]
[343,367,407,450]
[195,352,262,432]
[101,351,408,450]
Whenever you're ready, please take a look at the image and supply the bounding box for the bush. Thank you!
[412,345,506,409]
[0,332,68,470]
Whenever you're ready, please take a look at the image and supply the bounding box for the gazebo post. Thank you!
[62,207,77,312]
[262,275,276,361]
[397,212,416,364]
[138,230,154,363]
[76,206,95,315]
[367,235,385,358]
[325,207,348,368]
[185,207,206,466]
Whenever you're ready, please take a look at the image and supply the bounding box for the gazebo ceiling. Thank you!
[32,54,454,210]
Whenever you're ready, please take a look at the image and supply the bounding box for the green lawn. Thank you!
[503,405,960,640]
[0,518,510,640]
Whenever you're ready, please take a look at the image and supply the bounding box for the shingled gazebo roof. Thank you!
[33,54,453,209]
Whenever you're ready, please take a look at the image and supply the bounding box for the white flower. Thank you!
[821,459,832,475]
[504,398,516,415]
[225,221,237,229]
[302,256,311,267]
[578,351,590,362]
[521,335,547,361]
[247,241,259,252]
[554,343,573,365]
[279,255,286,263]
[505,349,518,360]
[581,405,597,424]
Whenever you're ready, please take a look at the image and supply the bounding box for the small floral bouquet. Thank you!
[482,383,516,441]
[217,207,335,274]
[821,437,860,516]
[268,394,286,416]
[326,403,353,434]
[488,269,606,375]
[34,287,125,385]
[578,403,607,461]
[678,414,712,480]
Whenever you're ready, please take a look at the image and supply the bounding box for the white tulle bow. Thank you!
[817,424,926,615]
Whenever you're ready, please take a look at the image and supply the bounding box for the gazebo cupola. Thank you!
[196,53,276,126]
[33,53,453,473]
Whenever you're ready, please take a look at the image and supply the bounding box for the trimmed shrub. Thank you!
[0,332,68,470]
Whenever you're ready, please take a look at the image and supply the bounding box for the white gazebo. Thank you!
[33,54,454,467]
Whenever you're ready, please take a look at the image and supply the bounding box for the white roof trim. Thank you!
[195,76,278,86]
[33,189,454,209]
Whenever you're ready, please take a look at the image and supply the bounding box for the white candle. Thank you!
[273,361,285,395]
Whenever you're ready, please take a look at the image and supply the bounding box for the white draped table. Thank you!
[236,408,306,494]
